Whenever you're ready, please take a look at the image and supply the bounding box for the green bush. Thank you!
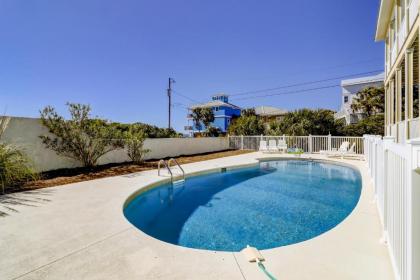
[267,109,342,136]
[228,115,265,135]
[341,114,384,136]
[123,125,150,164]
[0,143,38,193]
[40,103,125,168]
[0,117,38,193]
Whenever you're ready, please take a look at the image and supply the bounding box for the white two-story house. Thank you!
[376,0,420,143]
[334,73,384,125]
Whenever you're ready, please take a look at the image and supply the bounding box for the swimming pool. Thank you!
[124,160,362,252]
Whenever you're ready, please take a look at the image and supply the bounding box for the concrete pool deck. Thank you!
[0,152,394,280]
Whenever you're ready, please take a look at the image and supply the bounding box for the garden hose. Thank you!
[257,260,277,280]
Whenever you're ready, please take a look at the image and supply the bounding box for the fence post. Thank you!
[227,134,230,149]
[241,135,244,150]
[328,133,332,151]
[382,136,395,237]
[308,134,313,153]
[407,138,420,280]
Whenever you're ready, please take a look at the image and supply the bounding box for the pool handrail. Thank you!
[158,159,173,182]
[168,158,185,182]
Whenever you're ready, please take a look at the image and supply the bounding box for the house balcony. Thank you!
[409,0,419,29]
[398,15,407,52]
[387,118,420,143]
[391,41,397,66]
[184,125,193,131]
[334,109,347,120]
[387,0,419,75]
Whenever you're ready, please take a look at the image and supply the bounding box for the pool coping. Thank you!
[122,156,365,252]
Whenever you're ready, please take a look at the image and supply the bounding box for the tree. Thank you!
[267,109,342,136]
[341,114,384,136]
[204,126,222,137]
[40,103,125,168]
[0,116,37,194]
[110,122,181,138]
[191,107,215,133]
[123,125,150,164]
[351,87,385,117]
[241,108,256,117]
[228,115,265,135]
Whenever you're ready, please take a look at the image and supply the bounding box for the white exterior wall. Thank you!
[1,117,229,172]
[335,76,384,124]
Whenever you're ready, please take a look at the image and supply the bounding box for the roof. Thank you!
[375,0,393,41]
[212,93,229,97]
[341,72,385,87]
[254,106,288,117]
[189,100,241,110]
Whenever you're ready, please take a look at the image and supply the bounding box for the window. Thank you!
[344,96,349,103]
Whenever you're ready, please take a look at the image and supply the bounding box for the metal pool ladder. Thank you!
[158,158,185,185]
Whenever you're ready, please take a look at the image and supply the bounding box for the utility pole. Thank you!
[167,77,175,129]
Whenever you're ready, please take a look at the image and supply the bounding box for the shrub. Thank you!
[268,109,342,136]
[124,125,150,164]
[341,114,384,136]
[228,115,265,135]
[40,103,125,168]
[204,126,222,137]
[0,117,38,193]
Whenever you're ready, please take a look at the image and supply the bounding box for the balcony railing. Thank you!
[184,126,193,131]
[391,42,397,65]
[398,16,407,51]
[409,117,420,139]
[409,0,419,29]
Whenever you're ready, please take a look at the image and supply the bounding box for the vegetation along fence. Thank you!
[228,135,364,154]
[364,135,420,280]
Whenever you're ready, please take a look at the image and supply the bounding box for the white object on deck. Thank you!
[277,139,287,153]
[268,140,279,153]
[259,140,269,153]
[241,245,265,262]
[320,141,349,155]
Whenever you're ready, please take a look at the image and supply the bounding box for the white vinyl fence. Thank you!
[364,135,420,280]
[229,135,364,154]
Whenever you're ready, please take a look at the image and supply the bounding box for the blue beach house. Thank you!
[186,94,241,136]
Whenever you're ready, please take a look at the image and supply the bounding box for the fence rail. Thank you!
[228,135,364,154]
[364,135,420,280]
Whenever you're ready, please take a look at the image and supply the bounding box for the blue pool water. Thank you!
[124,160,361,251]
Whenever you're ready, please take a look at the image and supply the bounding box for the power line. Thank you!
[230,69,384,96]
[230,84,341,101]
[169,68,384,105]
[172,90,202,104]
[230,75,386,101]
[205,57,383,83]
[172,102,189,109]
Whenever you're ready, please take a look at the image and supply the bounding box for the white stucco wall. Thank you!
[1,117,229,172]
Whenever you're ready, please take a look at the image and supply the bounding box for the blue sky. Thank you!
[0,0,383,132]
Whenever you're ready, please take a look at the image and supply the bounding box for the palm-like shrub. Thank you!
[0,116,37,194]
[124,125,150,164]
[351,87,385,116]
[0,143,38,193]
[40,103,125,168]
